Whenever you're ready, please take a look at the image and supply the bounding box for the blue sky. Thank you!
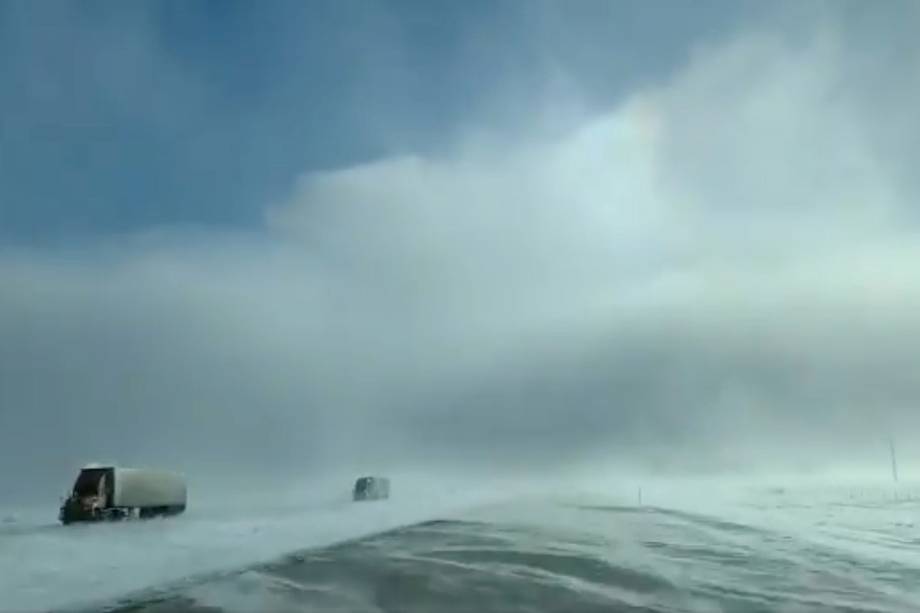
[0,0,774,244]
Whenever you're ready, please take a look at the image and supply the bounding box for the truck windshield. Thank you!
[73,469,107,497]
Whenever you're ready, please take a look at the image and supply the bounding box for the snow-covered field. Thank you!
[0,473,520,613]
[4,475,920,613]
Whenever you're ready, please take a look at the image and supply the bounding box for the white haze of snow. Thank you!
[2,8,919,611]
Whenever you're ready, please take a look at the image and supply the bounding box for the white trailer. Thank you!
[59,465,187,524]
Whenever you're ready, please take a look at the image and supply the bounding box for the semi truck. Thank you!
[59,464,187,524]
[352,476,390,501]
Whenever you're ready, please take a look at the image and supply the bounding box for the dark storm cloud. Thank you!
[2,1,920,501]
[0,0,765,243]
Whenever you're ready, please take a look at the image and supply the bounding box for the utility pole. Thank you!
[889,437,899,483]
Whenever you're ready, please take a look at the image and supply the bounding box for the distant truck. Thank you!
[59,465,187,525]
[352,476,390,501]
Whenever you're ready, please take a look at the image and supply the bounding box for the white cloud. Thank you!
[2,14,919,497]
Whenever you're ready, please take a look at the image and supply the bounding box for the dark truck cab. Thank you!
[59,466,115,523]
